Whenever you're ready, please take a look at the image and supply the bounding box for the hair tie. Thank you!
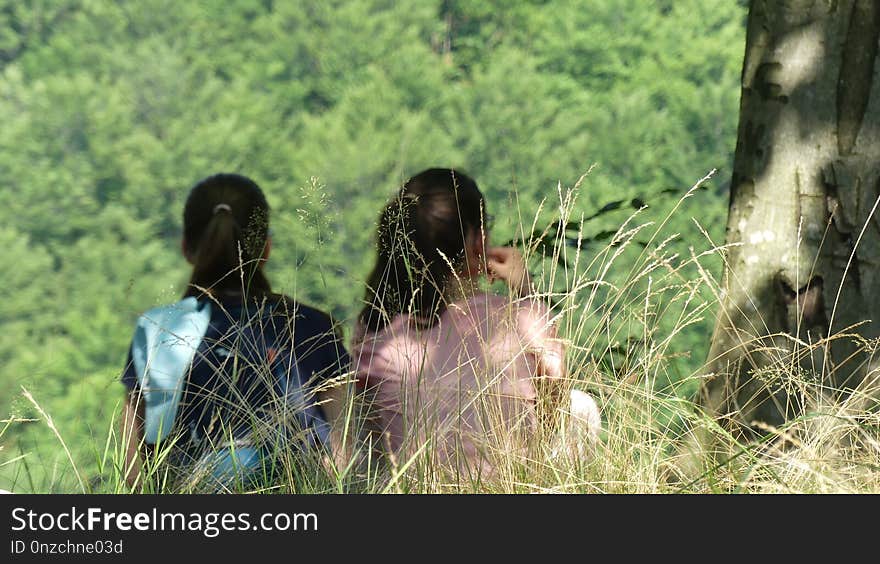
[213,203,232,215]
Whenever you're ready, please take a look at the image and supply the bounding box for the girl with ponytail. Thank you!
[352,168,600,476]
[120,173,350,491]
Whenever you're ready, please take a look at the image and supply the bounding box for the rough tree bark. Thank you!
[703,0,880,437]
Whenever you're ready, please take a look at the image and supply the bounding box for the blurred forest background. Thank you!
[0,0,746,491]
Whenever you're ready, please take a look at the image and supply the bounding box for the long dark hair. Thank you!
[182,173,272,298]
[359,168,486,332]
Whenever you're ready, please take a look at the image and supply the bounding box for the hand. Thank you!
[486,246,532,297]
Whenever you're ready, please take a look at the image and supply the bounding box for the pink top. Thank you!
[351,292,565,474]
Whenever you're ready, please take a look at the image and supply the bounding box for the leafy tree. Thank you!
[0,0,746,490]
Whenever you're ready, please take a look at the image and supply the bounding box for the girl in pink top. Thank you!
[352,168,588,478]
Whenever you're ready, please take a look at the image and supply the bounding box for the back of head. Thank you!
[360,167,485,332]
[183,173,271,298]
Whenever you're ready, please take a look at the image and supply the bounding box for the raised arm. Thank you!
[488,245,567,429]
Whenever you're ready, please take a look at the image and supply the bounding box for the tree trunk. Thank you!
[703,0,880,435]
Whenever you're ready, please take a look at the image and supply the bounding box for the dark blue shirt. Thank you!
[121,293,350,454]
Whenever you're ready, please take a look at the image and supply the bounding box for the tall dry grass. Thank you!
[5,170,880,494]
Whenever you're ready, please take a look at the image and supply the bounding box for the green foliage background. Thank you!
[0,0,745,491]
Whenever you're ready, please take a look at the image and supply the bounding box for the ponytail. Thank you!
[182,174,272,299]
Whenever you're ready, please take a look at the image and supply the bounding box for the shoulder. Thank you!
[296,303,335,329]
[458,292,557,336]
[134,297,208,329]
[451,292,549,322]
[277,295,334,327]
[464,292,511,310]
[350,315,415,358]
[267,294,344,343]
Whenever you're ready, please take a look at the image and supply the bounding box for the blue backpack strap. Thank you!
[130,297,212,444]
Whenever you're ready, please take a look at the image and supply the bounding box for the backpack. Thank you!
[130,297,211,445]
